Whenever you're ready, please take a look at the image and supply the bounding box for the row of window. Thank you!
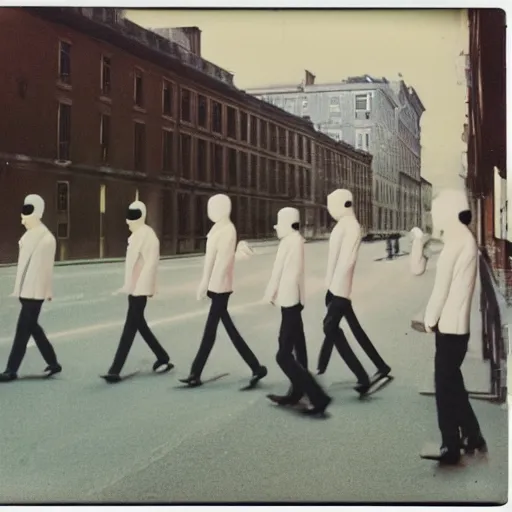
[58,40,313,162]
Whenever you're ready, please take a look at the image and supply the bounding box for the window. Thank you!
[284,98,295,113]
[197,138,208,182]
[162,80,173,117]
[329,96,340,113]
[56,181,69,213]
[59,41,71,84]
[213,144,224,184]
[240,112,248,141]
[101,56,111,95]
[250,116,258,146]
[260,157,268,192]
[162,129,174,173]
[305,139,312,164]
[269,125,278,153]
[289,165,297,197]
[195,194,208,238]
[277,161,286,194]
[161,189,174,239]
[134,122,146,171]
[180,88,191,123]
[227,106,237,139]
[100,113,110,164]
[278,128,286,155]
[355,129,371,151]
[288,132,295,158]
[250,154,257,190]
[298,136,304,161]
[198,95,207,128]
[268,160,277,195]
[212,101,222,133]
[355,93,371,119]
[240,152,248,189]
[228,148,237,188]
[180,133,192,179]
[301,96,308,112]
[260,121,268,149]
[57,102,71,161]
[177,192,191,238]
[134,69,144,107]
[298,166,305,198]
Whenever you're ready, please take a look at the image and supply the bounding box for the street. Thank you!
[0,240,507,504]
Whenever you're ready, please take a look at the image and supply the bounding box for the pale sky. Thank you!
[127,9,469,191]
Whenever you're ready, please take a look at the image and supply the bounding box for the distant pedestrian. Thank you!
[101,201,173,383]
[179,194,267,389]
[0,194,62,382]
[420,189,487,465]
[317,189,393,397]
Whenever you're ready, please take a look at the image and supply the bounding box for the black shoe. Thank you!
[100,373,122,384]
[462,435,488,455]
[266,393,302,406]
[302,396,332,416]
[179,375,203,387]
[44,364,62,377]
[0,371,17,382]
[153,360,174,373]
[317,369,326,376]
[354,380,371,396]
[373,365,391,380]
[420,446,461,465]
[248,365,267,388]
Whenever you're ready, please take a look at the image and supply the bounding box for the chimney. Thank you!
[305,70,316,86]
[179,26,202,57]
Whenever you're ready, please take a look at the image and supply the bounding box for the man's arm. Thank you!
[424,246,456,330]
[263,241,287,302]
[43,235,57,299]
[140,234,160,295]
[325,227,343,289]
[334,222,360,276]
[200,236,218,286]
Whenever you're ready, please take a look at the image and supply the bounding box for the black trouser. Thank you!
[320,292,388,384]
[435,332,482,451]
[277,304,329,406]
[6,298,59,373]
[109,295,170,375]
[190,291,261,378]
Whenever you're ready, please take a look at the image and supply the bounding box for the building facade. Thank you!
[0,7,373,264]
[466,8,510,302]
[420,177,433,233]
[247,72,425,234]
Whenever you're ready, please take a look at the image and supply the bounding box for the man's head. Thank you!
[21,194,45,230]
[207,194,231,223]
[431,189,471,234]
[327,189,354,221]
[274,207,300,240]
[126,200,147,232]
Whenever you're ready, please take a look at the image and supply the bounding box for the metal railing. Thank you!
[479,251,508,403]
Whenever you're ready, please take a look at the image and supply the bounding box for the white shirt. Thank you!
[202,220,236,294]
[264,231,305,308]
[424,225,477,335]
[325,215,361,299]
[13,223,56,300]
[122,224,160,297]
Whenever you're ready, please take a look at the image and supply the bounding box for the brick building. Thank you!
[0,7,372,264]
[466,8,510,302]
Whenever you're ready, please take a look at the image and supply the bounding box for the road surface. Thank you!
[0,240,507,504]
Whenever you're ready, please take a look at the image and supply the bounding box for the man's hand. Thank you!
[46,296,52,302]
[196,282,208,301]
[112,288,126,296]
[261,294,275,306]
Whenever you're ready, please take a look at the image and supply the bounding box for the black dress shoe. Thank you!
[462,435,488,455]
[100,373,122,384]
[153,360,174,373]
[354,381,371,396]
[420,446,461,465]
[44,364,62,377]
[302,396,332,416]
[248,365,267,388]
[0,371,17,382]
[266,393,302,406]
[179,376,203,387]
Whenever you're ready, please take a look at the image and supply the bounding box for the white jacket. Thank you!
[122,224,160,297]
[202,220,237,294]
[424,190,477,335]
[264,231,305,308]
[13,224,56,300]
[325,215,361,299]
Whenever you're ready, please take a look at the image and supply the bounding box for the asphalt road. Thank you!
[0,240,507,504]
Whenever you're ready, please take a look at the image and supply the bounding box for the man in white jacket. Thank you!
[318,189,392,396]
[420,189,487,465]
[0,194,61,382]
[179,194,267,389]
[101,201,173,383]
[264,207,331,416]
[409,227,429,276]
